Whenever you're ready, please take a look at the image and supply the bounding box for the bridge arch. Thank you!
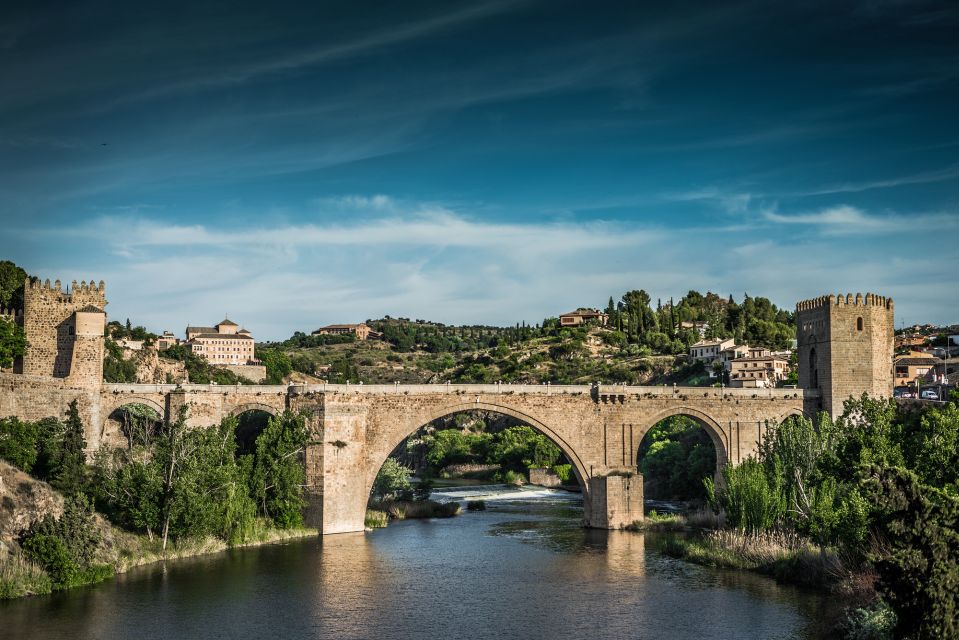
[228,402,280,418]
[101,397,166,449]
[635,406,730,473]
[364,400,592,506]
[230,403,280,455]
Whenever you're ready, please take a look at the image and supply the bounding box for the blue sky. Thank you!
[2,1,957,339]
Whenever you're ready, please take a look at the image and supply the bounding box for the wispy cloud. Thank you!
[761,204,959,234]
[793,163,959,196]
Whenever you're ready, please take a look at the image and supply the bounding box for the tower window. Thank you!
[856,317,864,331]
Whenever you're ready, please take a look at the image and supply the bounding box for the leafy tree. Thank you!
[487,425,561,471]
[91,447,164,541]
[860,464,959,640]
[638,415,715,500]
[249,412,308,527]
[0,416,39,472]
[0,316,26,368]
[258,348,292,384]
[154,410,256,547]
[0,260,28,309]
[21,495,111,590]
[51,401,87,495]
[705,459,784,533]
[372,457,412,500]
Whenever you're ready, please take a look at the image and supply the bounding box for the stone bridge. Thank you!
[1,374,816,533]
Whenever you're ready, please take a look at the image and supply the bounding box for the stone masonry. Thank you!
[796,293,893,418]
[21,278,106,387]
[1,285,894,535]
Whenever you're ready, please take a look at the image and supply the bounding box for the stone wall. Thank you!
[21,278,106,384]
[222,364,267,383]
[797,293,893,418]
[528,467,562,487]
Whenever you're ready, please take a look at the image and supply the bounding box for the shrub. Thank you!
[0,417,39,472]
[841,602,895,640]
[706,459,784,533]
[552,464,572,483]
[365,509,389,529]
[0,552,52,599]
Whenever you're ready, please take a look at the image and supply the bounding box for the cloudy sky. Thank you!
[2,1,957,338]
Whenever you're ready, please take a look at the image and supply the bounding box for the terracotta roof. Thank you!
[318,324,366,329]
[76,305,104,314]
[186,326,217,334]
[190,333,253,341]
[895,357,940,366]
[217,318,238,326]
[560,309,605,317]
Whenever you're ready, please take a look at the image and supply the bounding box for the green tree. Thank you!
[0,416,39,472]
[487,425,561,471]
[21,495,111,590]
[258,348,293,384]
[372,457,412,500]
[0,260,28,309]
[861,465,959,640]
[706,459,784,533]
[249,412,309,528]
[51,401,88,496]
[0,316,27,369]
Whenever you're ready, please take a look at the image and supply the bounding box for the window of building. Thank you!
[856,317,864,331]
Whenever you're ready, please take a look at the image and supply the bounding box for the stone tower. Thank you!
[21,278,107,387]
[795,293,893,419]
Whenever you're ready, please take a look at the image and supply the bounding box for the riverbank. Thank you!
[1,522,317,600]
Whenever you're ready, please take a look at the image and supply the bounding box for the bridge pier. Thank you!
[586,473,644,529]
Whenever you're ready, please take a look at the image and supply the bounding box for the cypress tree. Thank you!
[52,400,87,496]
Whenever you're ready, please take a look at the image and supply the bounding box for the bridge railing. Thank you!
[102,381,817,398]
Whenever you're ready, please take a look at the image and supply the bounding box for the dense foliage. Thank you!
[0,260,28,310]
[410,420,564,476]
[638,415,715,500]
[21,495,112,590]
[0,316,26,369]
[2,405,310,565]
[705,395,959,637]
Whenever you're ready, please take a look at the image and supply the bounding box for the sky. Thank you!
[1,0,957,339]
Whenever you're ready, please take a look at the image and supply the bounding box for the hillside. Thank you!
[260,290,797,386]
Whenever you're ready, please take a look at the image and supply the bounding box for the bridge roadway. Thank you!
[2,375,818,532]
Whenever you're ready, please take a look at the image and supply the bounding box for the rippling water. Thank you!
[0,486,833,639]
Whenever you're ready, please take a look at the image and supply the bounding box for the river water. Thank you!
[1,486,834,639]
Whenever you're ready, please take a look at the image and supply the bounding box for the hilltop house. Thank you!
[894,350,942,387]
[728,347,790,388]
[559,308,608,327]
[689,337,736,363]
[185,318,258,366]
[312,323,382,340]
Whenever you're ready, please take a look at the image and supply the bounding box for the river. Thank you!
[0,486,835,639]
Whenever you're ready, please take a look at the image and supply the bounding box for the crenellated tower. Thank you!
[795,293,893,419]
[21,278,107,386]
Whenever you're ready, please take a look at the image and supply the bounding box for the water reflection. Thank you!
[0,486,833,640]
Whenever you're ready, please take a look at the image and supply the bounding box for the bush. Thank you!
[372,458,412,500]
[841,602,896,640]
[0,552,53,599]
[705,459,783,533]
[365,509,389,529]
[552,463,572,483]
[0,417,39,472]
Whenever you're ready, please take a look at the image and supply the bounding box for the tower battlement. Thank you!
[796,291,893,418]
[796,293,893,312]
[21,276,106,385]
